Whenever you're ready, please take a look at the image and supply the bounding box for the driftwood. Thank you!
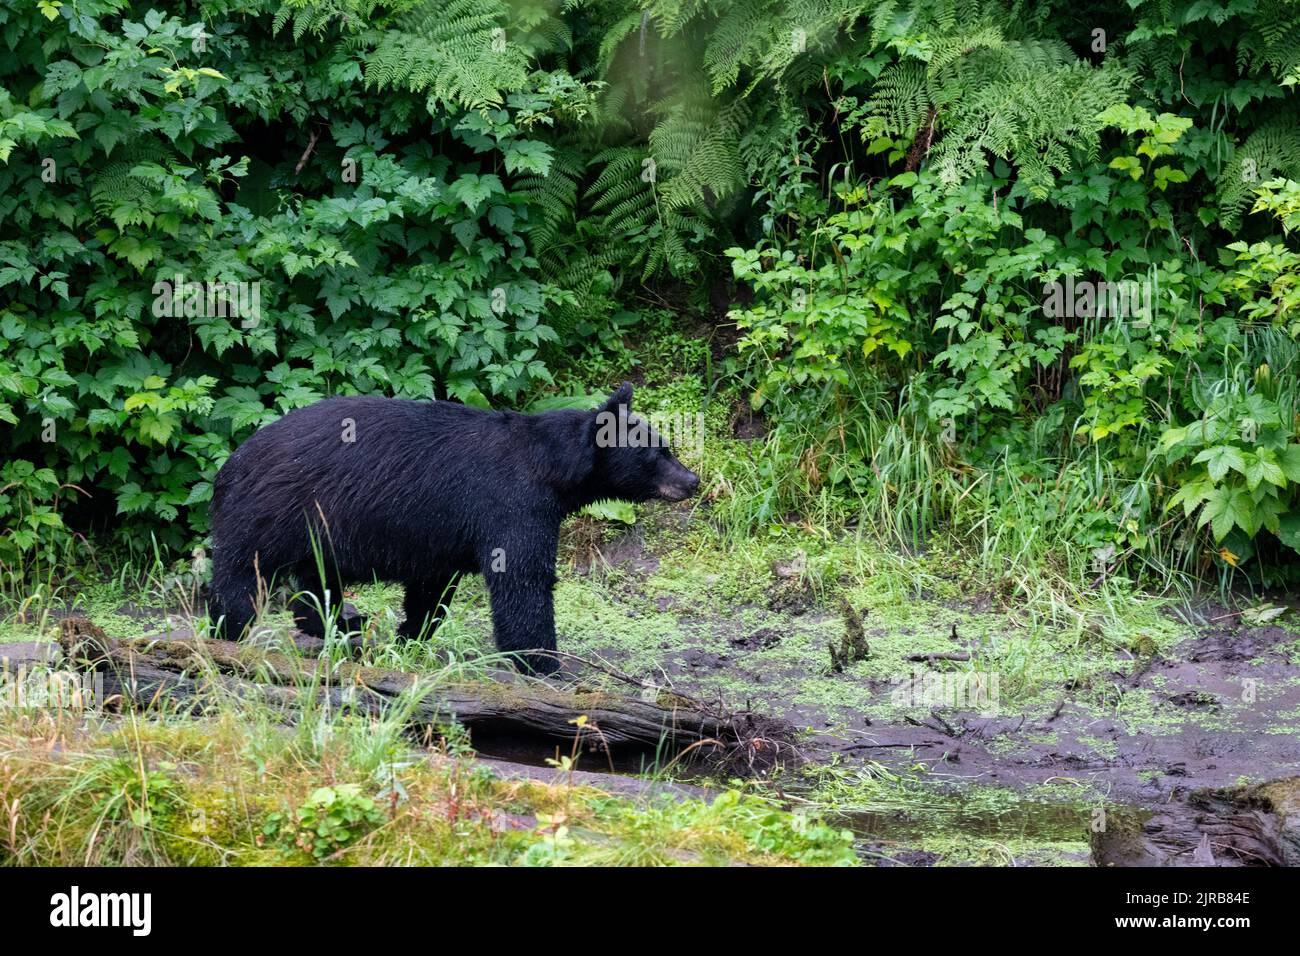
[1,618,798,775]
[1092,778,1300,866]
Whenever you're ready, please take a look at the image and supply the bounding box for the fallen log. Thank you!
[905,651,971,663]
[1091,778,1300,866]
[1,618,799,775]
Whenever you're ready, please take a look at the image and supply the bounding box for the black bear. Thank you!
[207,383,698,674]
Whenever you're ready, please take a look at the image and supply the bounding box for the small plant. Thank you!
[518,811,575,866]
[581,499,637,525]
[262,784,386,863]
[93,757,183,828]
[827,599,870,673]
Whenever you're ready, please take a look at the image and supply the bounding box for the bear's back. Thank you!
[212,395,509,515]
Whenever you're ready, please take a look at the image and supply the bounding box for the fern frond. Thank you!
[90,140,169,230]
[361,0,531,110]
[649,97,749,209]
[1218,116,1300,228]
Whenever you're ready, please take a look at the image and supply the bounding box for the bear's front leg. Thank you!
[482,549,561,676]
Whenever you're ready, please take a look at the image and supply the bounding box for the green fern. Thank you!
[91,141,169,231]
[360,0,531,110]
[649,96,749,210]
[517,140,625,327]
[585,144,710,280]
[1236,0,1300,85]
[586,1,856,278]
[1219,117,1300,228]
[518,142,585,260]
[272,0,392,40]
[860,6,1132,197]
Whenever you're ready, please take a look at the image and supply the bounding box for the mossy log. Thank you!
[1092,778,1300,866]
[1,618,797,773]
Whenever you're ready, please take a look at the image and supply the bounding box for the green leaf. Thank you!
[1193,445,1247,482]
[447,174,504,213]
[502,140,553,176]
[582,499,637,525]
[1279,445,1300,483]
[1279,514,1300,552]
[1200,485,1256,541]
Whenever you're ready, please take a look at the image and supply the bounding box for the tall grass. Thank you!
[707,373,1205,637]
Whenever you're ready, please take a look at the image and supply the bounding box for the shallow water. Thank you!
[820,791,1137,865]
[842,795,1093,841]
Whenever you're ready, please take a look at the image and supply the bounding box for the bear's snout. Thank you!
[657,462,700,502]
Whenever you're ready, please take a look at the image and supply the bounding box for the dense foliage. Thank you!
[2,0,1299,584]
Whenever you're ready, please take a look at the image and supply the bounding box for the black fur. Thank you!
[207,384,698,674]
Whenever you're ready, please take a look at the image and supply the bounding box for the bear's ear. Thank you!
[598,382,633,416]
[537,412,595,489]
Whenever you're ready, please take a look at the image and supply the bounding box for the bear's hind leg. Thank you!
[398,572,461,640]
[208,568,259,640]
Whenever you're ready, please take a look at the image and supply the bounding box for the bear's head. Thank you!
[587,383,700,503]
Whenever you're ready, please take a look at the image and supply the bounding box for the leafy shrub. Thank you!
[0,1,587,562]
[728,162,1300,572]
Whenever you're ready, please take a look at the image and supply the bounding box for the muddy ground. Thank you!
[544,527,1300,864]
[668,595,1300,809]
[566,531,1299,791]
